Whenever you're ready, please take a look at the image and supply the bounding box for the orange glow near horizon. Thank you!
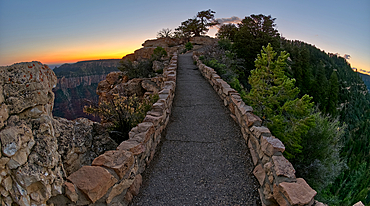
[41,51,132,65]
[0,35,145,66]
[0,47,139,66]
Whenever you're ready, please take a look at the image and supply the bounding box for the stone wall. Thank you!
[0,62,117,206]
[192,53,325,206]
[48,53,178,206]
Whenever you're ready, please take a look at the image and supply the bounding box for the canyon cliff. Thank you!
[52,59,120,121]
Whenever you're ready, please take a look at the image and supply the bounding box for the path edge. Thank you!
[193,51,327,206]
[57,53,178,206]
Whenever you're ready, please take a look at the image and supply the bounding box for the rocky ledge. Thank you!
[0,62,117,205]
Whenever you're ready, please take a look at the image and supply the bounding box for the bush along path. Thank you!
[130,52,260,205]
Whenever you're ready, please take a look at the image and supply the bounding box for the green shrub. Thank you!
[155,68,163,74]
[218,39,232,51]
[84,94,158,143]
[152,46,167,61]
[293,112,345,203]
[118,59,154,79]
[185,42,193,51]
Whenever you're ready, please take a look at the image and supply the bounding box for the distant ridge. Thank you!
[52,59,120,121]
[54,59,120,78]
[358,72,370,92]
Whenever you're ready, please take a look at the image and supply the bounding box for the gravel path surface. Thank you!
[130,52,261,206]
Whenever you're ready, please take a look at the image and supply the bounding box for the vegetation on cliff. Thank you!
[199,13,370,205]
[246,44,315,159]
[359,72,370,92]
[118,46,168,79]
[84,94,158,143]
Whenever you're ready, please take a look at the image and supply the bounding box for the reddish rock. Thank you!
[253,164,265,186]
[166,73,176,82]
[272,155,296,179]
[124,190,134,203]
[245,113,262,127]
[142,79,160,94]
[222,87,236,96]
[314,201,328,206]
[274,178,317,206]
[67,166,117,203]
[250,126,271,138]
[106,71,125,85]
[142,37,180,47]
[228,103,236,115]
[0,104,8,129]
[261,136,285,156]
[236,103,253,115]
[122,53,135,62]
[106,179,134,204]
[131,131,153,144]
[117,139,146,156]
[248,139,259,165]
[64,182,78,203]
[92,150,134,179]
[189,36,217,45]
[128,174,142,196]
[96,79,111,97]
[143,114,162,126]
[137,122,155,134]
[353,201,365,206]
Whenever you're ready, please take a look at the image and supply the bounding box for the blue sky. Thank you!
[0,0,369,72]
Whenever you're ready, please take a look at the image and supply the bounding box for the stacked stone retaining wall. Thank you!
[48,53,178,206]
[193,52,322,206]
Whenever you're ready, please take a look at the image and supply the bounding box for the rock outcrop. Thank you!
[122,36,217,62]
[0,62,117,205]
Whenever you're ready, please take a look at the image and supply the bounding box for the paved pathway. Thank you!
[130,53,260,205]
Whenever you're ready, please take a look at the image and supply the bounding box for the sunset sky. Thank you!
[0,0,369,73]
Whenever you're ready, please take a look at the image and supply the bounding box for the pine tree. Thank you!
[326,71,339,115]
[246,44,315,159]
[313,63,328,112]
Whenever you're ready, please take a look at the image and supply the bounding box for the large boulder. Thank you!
[0,62,57,115]
[189,36,217,45]
[67,166,117,203]
[142,37,181,47]
[273,178,317,206]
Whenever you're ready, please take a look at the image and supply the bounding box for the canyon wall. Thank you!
[52,60,120,121]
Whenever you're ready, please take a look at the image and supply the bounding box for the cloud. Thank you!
[343,54,351,60]
[215,16,242,25]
